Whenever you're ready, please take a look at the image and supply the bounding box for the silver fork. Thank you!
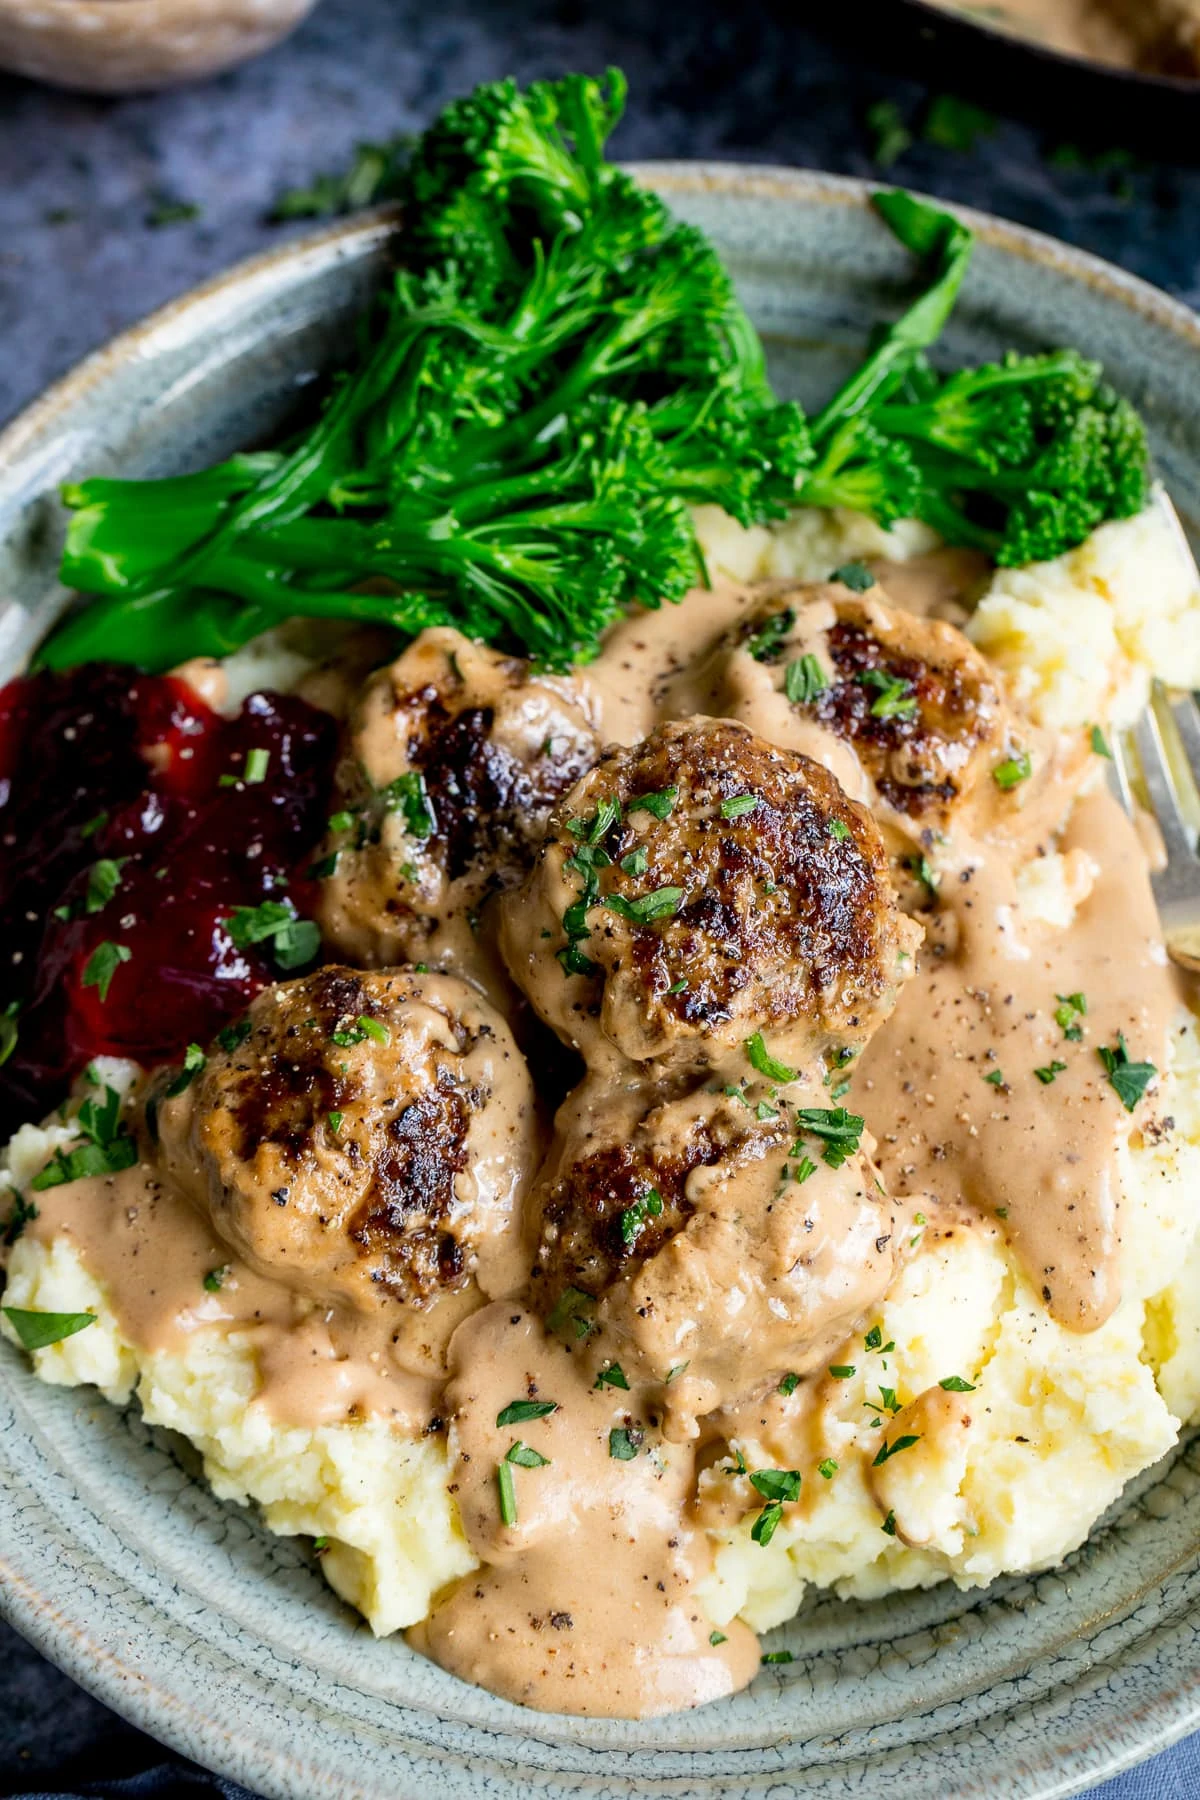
[1111,682,1200,975]
[1107,490,1200,973]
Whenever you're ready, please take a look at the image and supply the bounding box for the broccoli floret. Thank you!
[797,416,923,526]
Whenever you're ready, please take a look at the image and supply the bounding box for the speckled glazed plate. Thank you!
[1,168,1199,1800]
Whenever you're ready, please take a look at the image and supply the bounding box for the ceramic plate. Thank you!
[1,167,1198,1800]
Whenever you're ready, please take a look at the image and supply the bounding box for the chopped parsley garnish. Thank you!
[224,901,320,971]
[828,818,851,841]
[750,1468,801,1502]
[756,1100,779,1121]
[330,1014,390,1048]
[308,852,340,880]
[496,1398,557,1427]
[785,654,828,704]
[85,857,127,915]
[873,1433,921,1466]
[80,811,109,840]
[1097,1034,1157,1112]
[864,1326,884,1351]
[505,1440,550,1468]
[383,770,435,839]
[993,749,1032,790]
[745,1032,797,1084]
[496,1459,518,1526]
[628,786,678,821]
[829,1364,856,1380]
[621,1187,664,1245]
[818,1458,838,1479]
[605,886,683,924]
[1034,1060,1067,1085]
[0,1000,18,1068]
[1090,724,1113,758]
[594,1364,630,1390]
[749,1469,800,1546]
[82,940,131,1002]
[312,1536,330,1553]
[723,1448,748,1476]
[328,1111,344,1136]
[620,847,648,877]
[830,560,875,592]
[666,978,688,995]
[983,1068,1005,1088]
[939,1375,976,1392]
[857,667,917,720]
[792,1154,818,1184]
[165,1043,206,1098]
[2,1189,37,1247]
[793,1106,865,1169]
[720,793,757,820]
[1054,992,1087,1041]
[745,609,795,662]
[244,747,270,784]
[3,1307,97,1350]
[910,854,940,895]
[546,1286,596,1341]
[777,1372,800,1396]
[881,1510,898,1537]
[328,810,356,833]
[31,1084,138,1190]
[217,1018,252,1053]
[761,1650,794,1665]
[666,1361,689,1383]
[709,1630,728,1647]
[203,1264,230,1293]
[609,1425,643,1460]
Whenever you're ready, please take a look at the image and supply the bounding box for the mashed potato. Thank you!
[4,500,1200,1649]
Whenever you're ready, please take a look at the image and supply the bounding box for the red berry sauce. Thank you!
[0,664,337,1134]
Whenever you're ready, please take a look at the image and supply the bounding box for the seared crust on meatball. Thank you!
[157,966,536,1342]
[530,1078,754,1307]
[529,1076,904,1428]
[500,716,920,1071]
[701,581,1012,836]
[315,629,599,982]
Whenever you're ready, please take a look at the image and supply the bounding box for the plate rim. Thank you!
[1,161,1199,1800]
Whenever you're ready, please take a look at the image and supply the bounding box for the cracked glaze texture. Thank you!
[2,179,1200,1800]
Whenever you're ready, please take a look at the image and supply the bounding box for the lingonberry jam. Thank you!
[0,664,336,1134]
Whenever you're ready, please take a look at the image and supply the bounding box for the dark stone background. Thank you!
[1,2,1198,1794]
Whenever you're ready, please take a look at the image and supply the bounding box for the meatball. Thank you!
[500,716,920,1071]
[529,1075,904,1429]
[678,578,1020,843]
[315,629,599,992]
[157,966,537,1363]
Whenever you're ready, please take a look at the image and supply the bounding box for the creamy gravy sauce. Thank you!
[7,552,1194,1716]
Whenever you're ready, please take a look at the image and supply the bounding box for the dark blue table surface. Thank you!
[0,2,1198,1793]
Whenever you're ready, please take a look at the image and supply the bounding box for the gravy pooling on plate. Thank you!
[8,554,1189,1716]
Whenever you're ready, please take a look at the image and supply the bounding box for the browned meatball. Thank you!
[157,965,536,1360]
[685,580,1014,837]
[529,1076,904,1428]
[315,628,600,991]
[679,578,1077,879]
[500,716,920,1071]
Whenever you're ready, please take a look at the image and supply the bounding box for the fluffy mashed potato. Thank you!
[700,1004,1200,1634]
[4,500,1200,1649]
[0,1066,475,1636]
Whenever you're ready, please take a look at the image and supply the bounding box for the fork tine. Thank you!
[1108,726,1136,817]
[1170,690,1200,802]
[1134,700,1196,865]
